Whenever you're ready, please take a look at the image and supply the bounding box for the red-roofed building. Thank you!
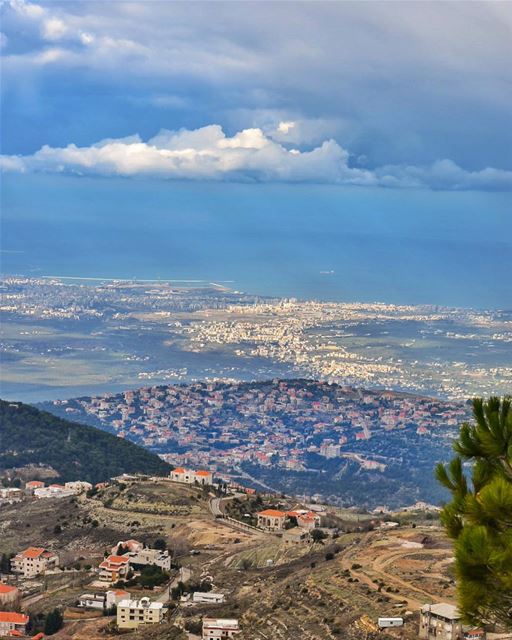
[11,547,59,578]
[0,584,20,611]
[169,468,214,485]
[0,612,29,636]
[99,555,131,584]
[25,480,45,492]
[257,509,288,531]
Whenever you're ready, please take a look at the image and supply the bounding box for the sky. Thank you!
[0,1,511,307]
[1,0,511,188]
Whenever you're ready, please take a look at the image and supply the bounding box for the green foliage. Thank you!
[436,396,512,629]
[138,564,169,589]
[44,608,64,635]
[0,400,171,484]
[311,528,327,542]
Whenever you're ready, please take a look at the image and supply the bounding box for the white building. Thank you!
[117,597,165,630]
[419,603,462,640]
[11,547,59,577]
[34,484,76,499]
[127,548,171,572]
[77,589,130,610]
[170,468,214,485]
[202,618,240,639]
[193,592,225,604]
[65,481,93,493]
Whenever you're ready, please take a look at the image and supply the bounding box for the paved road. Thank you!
[154,566,192,604]
[208,492,246,517]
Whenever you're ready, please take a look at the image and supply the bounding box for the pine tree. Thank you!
[436,396,512,629]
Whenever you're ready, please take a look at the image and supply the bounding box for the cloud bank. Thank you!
[2,124,511,191]
[2,1,511,173]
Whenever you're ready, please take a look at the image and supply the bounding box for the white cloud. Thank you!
[42,17,67,40]
[2,125,511,191]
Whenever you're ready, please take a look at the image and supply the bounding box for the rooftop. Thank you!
[421,603,460,620]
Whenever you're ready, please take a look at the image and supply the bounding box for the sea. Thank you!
[2,173,511,309]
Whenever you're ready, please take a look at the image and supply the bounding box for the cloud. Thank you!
[1,1,511,172]
[2,125,511,190]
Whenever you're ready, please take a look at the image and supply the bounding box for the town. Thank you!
[43,379,472,508]
[2,276,511,404]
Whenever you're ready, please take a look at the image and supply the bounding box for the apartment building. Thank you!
[117,597,165,629]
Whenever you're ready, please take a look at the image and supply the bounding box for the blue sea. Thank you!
[2,174,511,309]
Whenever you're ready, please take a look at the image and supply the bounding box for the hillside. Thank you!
[39,380,470,508]
[0,399,171,483]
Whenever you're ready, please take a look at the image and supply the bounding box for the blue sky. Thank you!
[1,0,511,189]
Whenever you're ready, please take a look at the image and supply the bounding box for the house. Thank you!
[117,597,165,629]
[282,527,310,545]
[419,603,462,640]
[11,547,59,578]
[463,630,486,640]
[77,589,130,610]
[256,509,288,531]
[288,510,321,530]
[0,488,23,503]
[0,611,29,636]
[126,548,171,572]
[64,481,93,493]
[192,592,225,604]
[98,555,131,584]
[25,481,45,492]
[34,484,75,499]
[0,583,20,611]
[169,468,214,485]
[202,618,240,639]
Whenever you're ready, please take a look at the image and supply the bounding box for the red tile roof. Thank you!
[0,612,29,624]
[21,547,45,559]
[258,509,287,517]
[196,470,211,476]
[0,583,18,594]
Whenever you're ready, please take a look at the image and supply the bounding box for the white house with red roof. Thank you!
[256,509,288,531]
[98,555,131,584]
[25,480,45,492]
[0,611,29,636]
[11,547,59,578]
[169,468,214,486]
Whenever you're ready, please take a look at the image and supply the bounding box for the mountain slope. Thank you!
[0,399,171,483]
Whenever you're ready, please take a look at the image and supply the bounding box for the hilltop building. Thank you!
[202,617,240,639]
[117,597,165,629]
[0,611,29,636]
[170,468,214,485]
[11,547,59,578]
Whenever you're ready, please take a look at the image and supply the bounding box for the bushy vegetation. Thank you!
[436,396,512,629]
[0,400,171,483]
